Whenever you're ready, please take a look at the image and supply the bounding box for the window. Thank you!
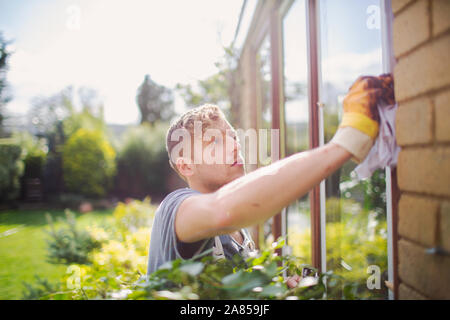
[255,34,274,248]
[237,0,394,299]
[318,0,388,299]
[281,0,311,265]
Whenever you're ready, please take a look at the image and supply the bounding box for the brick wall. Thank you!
[392,0,450,299]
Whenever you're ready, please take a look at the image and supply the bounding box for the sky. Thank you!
[0,0,244,124]
[282,0,383,123]
[1,0,384,127]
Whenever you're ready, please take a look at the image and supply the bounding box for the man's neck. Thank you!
[188,181,219,194]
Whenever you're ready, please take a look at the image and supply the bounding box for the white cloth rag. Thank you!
[354,102,401,179]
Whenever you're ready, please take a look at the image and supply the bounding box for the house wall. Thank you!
[392,0,450,299]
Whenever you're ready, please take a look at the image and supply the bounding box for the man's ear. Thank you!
[176,157,194,178]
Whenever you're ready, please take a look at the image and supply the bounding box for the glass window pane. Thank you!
[319,0,388,299]
[256,34,273,248]
[282,0,311,266]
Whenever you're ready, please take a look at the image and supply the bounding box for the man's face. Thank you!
[190,119,245,192]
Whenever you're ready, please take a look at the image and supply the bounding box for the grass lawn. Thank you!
[0,208,114,300]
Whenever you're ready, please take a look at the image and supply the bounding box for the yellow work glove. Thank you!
[331,74,394,163]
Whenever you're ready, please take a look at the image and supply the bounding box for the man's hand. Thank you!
[342,75,384,136]
[286,274,302,289]
[378,73,395,105]
[331,74,394,163]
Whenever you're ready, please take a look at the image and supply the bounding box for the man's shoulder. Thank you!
[163,187,200,202]
[157,188,201,215]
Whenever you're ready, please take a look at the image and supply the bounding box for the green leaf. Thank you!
[221,270,244,287]
[222,270,267,294]
[264,261,280,278]
[179,262,204,277]
[259,284,285,297]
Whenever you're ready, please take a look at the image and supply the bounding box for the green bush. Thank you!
[113,196,154,233]
[24,237,358,300]
[62,128,116,197]
[0,142,23,202]
[22,275,61,300]
[62,108,107,140]
[115,122,170,198]
[45,210,102,265]
[292,198,388,299]
[23,198,362,300]
[9,131,48,200]
[10,131,47,157]
[129,240,334,300]
[22,199,154,299]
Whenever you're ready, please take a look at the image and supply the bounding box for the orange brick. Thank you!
[399,194,439,247]
[396,97,433,146]
[399,283,428,299]
[397,146,450,196]
[393,0,430,57]
[441,201,450,252]
[399,239,450,299]
[392,0,415,15]
[394,34,450,102]
[432,0,450,36]
[435,90,450,142]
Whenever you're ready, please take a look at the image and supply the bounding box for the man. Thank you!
[147,74,394,288]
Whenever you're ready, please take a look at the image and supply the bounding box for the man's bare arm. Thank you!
[175,142,351,243]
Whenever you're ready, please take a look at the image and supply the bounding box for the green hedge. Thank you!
[115,122,170,198]
[0,142,23,202]
[62,128,116,197]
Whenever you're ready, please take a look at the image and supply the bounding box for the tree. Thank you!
[28,86,75,140]
[175,45,241,126]
[0,32,13,137]
[27,86,108,197]
[62,88,106,140]
[28,86,107,146]
[136,75,174,125]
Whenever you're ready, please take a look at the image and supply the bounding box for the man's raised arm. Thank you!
[175,74,394,243]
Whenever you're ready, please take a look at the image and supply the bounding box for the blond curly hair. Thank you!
[166,104,227,175]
